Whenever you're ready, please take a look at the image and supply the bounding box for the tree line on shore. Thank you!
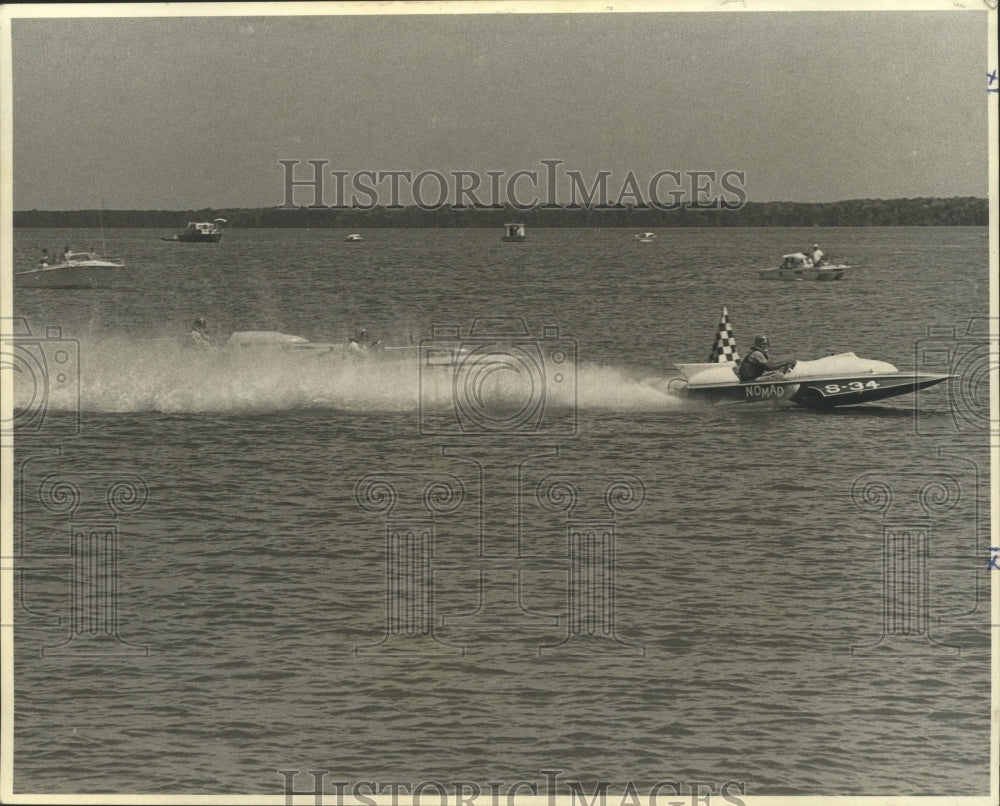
[14,196,987,229]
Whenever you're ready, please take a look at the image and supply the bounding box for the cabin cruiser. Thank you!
[671,308,950,408]
[344,233,364,242]
[163,218,226,242]
[635,232,657,243]
[15,250,123,289]
[759,252,849,280]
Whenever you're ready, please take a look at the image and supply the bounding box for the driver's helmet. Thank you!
[194,317,207,330]
[753,335,769,351]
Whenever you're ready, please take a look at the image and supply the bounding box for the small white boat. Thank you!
[345,233,364,242]
[15,251,123,289]
[501,223,526,242]
[760,253,849,280]
[635,232,657,243]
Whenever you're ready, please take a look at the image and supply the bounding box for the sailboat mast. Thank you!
[98,202,108,254]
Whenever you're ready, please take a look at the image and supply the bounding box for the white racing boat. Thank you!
[218,330,420,359]
[671,308,951,408]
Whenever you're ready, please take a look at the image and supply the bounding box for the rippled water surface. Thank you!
[10,226,992,797]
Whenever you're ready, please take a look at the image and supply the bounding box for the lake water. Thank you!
[8,226,993,799]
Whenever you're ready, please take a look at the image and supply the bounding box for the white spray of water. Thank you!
[11,336,682,415]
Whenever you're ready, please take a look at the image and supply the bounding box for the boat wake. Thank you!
[11,335,682,416]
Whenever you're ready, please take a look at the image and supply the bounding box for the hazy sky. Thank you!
[6,6,992,210]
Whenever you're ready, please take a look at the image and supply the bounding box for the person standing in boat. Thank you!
[189,317,213,349]
[736,335,796,382]
[809,244,824,266]
[62,245,73,263]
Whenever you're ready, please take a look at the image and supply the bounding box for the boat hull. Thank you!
[170,233,221,243]
[15,261,121,289]
[759,265,848,281]
[680,372,949,408]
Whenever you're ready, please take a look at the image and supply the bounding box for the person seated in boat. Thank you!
[62,245,73,263]
[348,328,371,351]
[38,249,50,267]
[809,244,824,266]
[189,317,213,349]
[736,335,796,382]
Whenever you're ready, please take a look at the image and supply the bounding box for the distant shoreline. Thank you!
[13,197,987,228]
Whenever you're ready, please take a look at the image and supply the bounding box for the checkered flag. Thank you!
[707,307,740,363]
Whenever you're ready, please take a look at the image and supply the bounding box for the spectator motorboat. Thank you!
[501,223,527,242]
[759,252,849,280]
[15,250,124,289]
[162,218,226,242]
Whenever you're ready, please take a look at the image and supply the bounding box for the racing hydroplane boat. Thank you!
[671,308,951,408]
[215,330,420,359]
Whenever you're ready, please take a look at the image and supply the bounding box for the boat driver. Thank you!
[348,328,371,351]
[809,244,824,266]
[189,317,212,349]
[736,335,796,382]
